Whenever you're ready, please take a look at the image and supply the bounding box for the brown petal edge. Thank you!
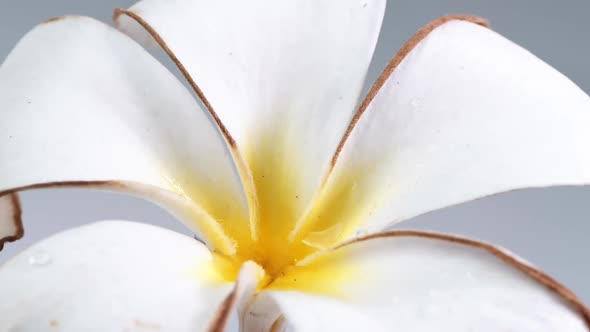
[269,315,286,332]
[0,181,142,252]
[336,230,590,328]
[208,261,261,331]
[0,193,23,251]
[207,286,238,332]
[42,15,81,24]
[112,8,261,239]
[112,8,236,149]
[0,180,241,255]
[330,15,490,170]
[1,183,243,331]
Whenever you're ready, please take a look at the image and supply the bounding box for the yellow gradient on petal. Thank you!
[196,253,241,284]
[267,247,364,298]
[174,126,387,297]
[301,221,346,249]
[163,172,251,255]
[292,162,381,250]
[239,128,316,278]
[194,245,367,299]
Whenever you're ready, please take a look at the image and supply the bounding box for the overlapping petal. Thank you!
[0,194,21,250]
[1,5,589,331]
[114,0,386,240]
[258,232,590,331]
[0,16,250,254]
[296,17,590,242]
[244,291,386,332]
[0,221,250,331]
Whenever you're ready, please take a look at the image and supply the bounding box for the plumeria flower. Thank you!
[1,0,589,331]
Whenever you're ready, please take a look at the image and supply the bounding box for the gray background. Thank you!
[1,0,589,304]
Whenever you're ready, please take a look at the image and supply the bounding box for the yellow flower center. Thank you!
[175,135,372,296]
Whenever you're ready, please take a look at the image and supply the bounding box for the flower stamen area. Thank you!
[192,138,369,296]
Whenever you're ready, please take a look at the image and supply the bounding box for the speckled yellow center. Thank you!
[178,136,373,296]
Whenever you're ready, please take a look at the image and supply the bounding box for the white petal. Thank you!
[0,220,253,331]
[241,290,284,332]
[0,16,249,253]
[0,194,21,251]
[245,291,387,332]
[264,232,590,331]
[114,0,386,231]
[297,17,590,240]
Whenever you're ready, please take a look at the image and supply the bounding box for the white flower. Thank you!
[1,1,589,331]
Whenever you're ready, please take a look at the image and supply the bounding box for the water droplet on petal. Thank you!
[28,251,51,267]
[410,97,422,108]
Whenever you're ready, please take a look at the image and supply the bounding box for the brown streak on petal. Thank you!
[269,315,286,332]
[43,17,65,24]
[42,15,82,24]
[112,7,124,22]
[113,8,261,241]
[207,288,238,332]
[0,193,24,251]
[0,180,124,198]
[329,15,490,171]
[0,181,127,252]
[337,230,590,328]
[113,9,237,149]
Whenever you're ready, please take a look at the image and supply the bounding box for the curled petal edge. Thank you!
[330,14,489,171]
[334,230,590,327]
[0,193,23,251]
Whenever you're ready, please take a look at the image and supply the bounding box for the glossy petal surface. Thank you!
[259,232,589,331]
[0,221,240,331]
[245,291,386,332]
[298,19,590,241]
[115,0,386,237]
[0,17,248,253]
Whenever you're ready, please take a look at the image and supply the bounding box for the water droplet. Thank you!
[410,97,422,108]
[28,251,51,267]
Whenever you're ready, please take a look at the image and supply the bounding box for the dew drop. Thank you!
[28,251,51,267]
[410,97,422,108]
